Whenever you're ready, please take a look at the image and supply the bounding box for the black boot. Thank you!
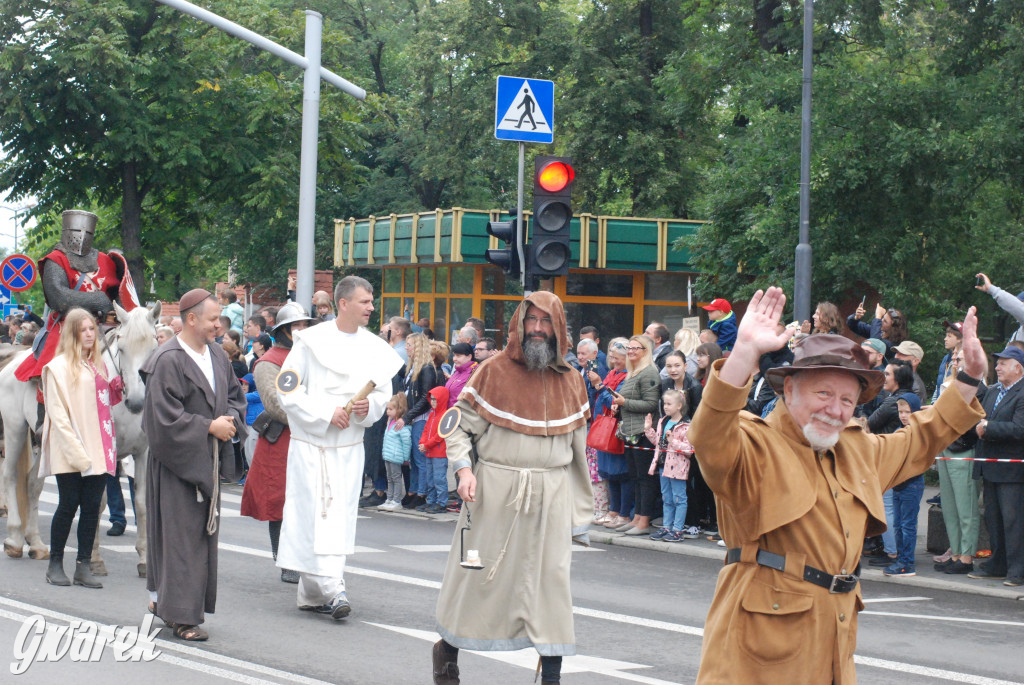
[45,556,70,586]
[432,639,459,685]
[73,560,102,589]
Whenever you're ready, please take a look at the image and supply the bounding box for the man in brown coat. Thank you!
[687,287,987,684]
[141,289,248,642]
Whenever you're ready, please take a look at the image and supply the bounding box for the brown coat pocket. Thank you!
[736,579,815,665]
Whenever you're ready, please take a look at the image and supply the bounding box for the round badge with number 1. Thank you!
[276,369,301,394]
[438,407,462,438]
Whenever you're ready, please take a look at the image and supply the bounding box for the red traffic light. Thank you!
[536,162,574,193]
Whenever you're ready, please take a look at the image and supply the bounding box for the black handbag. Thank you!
[252,411,286,444]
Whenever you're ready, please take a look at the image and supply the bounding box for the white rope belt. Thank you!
[290,435,362,519]
[478,460,557,582]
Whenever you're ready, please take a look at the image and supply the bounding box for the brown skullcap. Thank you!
[179,288,213,312]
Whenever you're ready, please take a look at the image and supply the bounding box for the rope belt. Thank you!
[203,436,220,536]
[478,460,557,583]
[725,548,861,594]
[290,435,362,519]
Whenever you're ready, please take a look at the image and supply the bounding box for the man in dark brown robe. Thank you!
[140,289,247,641]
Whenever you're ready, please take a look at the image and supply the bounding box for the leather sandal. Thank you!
[172,624,208,641]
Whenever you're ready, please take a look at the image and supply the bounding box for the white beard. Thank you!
[802,424,840,451]
[802,412,844,451]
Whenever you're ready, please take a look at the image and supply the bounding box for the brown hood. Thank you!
[457,291,589,437]
[504,290,573,373]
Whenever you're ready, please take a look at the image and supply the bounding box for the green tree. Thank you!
[0,0,365,298]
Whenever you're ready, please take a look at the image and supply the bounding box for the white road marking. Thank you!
[855,656,1024,685]
[367,622,685,685]
[860,610,1024,627]
[861,596,931,604]
[572,607,704,638]
[0,596,333,685]
[392,544,451,553]
[101,545,140,554]
[390,544,604,554]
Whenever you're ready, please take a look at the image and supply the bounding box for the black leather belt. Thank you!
[725,548,860,594]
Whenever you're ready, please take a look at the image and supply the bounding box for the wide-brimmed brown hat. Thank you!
[765,334,885,404]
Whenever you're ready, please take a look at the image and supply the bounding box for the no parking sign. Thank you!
[0,254,37,292]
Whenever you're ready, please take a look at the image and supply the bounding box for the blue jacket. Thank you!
[244,391,264,426]
[382,420,412,464]
[710,311,737,351]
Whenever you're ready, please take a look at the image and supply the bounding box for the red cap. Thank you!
[702,298,732,314]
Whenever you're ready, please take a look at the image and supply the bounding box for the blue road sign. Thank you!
[0,254,37,292]
[0,285,11,308]
[495,76,554,144]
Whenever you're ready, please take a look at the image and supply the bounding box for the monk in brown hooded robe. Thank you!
[140,289,247,642]
[432,292,593,685]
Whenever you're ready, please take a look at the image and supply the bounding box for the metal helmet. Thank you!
[61,209,98,256]
[272,302,317,333]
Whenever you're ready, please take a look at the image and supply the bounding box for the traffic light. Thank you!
[485,213,521,278]
[529,156,574,280]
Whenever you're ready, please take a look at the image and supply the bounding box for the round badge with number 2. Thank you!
[276,369,301,394]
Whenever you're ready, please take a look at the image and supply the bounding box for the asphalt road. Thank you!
[0,479,1021,684]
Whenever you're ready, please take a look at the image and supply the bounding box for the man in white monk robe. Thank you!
[276,276,404,619]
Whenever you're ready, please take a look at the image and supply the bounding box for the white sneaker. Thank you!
[377,500,394,510]
[382,500,403,512]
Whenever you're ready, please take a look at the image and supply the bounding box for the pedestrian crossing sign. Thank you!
[495,76,554,144]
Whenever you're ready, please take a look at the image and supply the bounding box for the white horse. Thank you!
[0,346,48,560]
[90,302,159,578]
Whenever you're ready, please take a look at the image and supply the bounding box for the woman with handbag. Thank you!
[590,338,631,528]
[395,333,443,510]
[609,335,661,536]
[42,308,123,588]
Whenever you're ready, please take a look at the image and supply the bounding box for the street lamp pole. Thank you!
[794,0,815,324]
[153,0,366,310]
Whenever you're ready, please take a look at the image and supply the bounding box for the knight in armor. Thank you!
[16,209,138,383]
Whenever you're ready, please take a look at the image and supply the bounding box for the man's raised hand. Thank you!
[718,287,794,387]
[959,306,988,382]
[734,288,792,355]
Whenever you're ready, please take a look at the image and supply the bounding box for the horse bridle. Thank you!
[102,326,125,383]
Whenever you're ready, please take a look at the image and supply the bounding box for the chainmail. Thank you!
[42,258,115,319]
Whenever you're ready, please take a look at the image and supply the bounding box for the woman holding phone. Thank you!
[609,335,661,535]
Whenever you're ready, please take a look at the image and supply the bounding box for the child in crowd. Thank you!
[241,373,263,476]
[380,393,412,512]
[885,393,925,577]
[645,389,693,542]
[418,386,451,514]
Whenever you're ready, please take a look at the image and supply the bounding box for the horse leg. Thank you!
[90,488,108,576]
[2,424,30,557]
[25,442,48,559]
[0,454,6,518]
[134,450,147,578]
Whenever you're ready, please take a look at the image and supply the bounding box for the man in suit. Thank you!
[970,346,1024,586]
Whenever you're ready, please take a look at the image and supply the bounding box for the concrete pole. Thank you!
[295,11,323,312]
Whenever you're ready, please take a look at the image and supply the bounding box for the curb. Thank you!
[587,528,1024,602]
